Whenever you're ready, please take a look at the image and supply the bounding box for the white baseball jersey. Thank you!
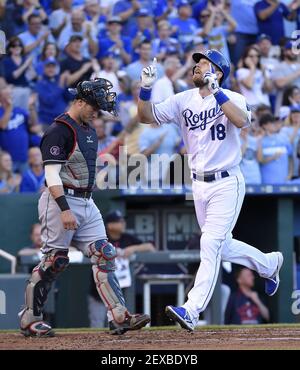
[152,88,251,173]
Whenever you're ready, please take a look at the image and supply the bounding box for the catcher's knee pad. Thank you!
[88,239,117,270]
[21,249,69,328]
[89,239,127,323]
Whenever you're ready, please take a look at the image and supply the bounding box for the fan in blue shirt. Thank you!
[0,83,41,173]
[0,105,30,171]
[297,8,300,30]
[254,0,295,45]
[169,0,199,51]
[97,17,132,67]
[259,114,293,184]
[34,58,68,126]
[113,0,152,36]
[20,147,45,193]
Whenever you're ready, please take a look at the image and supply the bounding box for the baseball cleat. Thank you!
[109,313,151,335]
[20,321,55,337]
[165,305,197,332]
[265,252,284,296]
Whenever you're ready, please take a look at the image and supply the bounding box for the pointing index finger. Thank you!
[153,57,157,67]
[210,63,215,73]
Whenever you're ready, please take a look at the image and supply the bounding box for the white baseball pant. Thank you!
[183,166,279,318]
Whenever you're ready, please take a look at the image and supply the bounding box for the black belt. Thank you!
[192,171,229,182]
[64,188,92,199]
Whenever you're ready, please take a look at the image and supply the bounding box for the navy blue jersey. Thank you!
[225,289,264,325]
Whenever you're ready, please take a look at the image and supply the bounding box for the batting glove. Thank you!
[141,58,157,89]
[203,64,220,95]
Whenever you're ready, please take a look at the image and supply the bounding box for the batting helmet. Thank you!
[192,49,230,86]
[68,78,117,115]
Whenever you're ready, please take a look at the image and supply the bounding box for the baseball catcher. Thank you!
[19,78,150,337]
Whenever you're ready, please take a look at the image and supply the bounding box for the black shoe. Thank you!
[109,313,150,335]
[20,321,55,337]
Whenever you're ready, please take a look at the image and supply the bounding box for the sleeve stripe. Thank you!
[152,104,162,125]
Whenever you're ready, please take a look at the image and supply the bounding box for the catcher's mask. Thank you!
[68,78,117,115]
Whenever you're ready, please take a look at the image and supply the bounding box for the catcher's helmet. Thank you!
[192,49,230,86]
[68,78,117,115]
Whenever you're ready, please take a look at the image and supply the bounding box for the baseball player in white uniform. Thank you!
[137,49,283,331]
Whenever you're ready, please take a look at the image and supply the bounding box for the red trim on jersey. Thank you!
[55,114,94,191]
[55,115,77,159]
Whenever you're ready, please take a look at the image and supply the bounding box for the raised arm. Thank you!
[201,11,216,37]
[137,100,156,124]
[221,8,237,33]
[116,0,140,22]
[274,68,300,89]
[137,58,158,124]
[24,30,50,55]
[0,96,13,129]
[256,0,279,21]
[65,61,93,87]
[219,97,249,128]
[204,65,249,128]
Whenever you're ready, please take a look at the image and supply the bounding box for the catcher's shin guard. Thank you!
[89,240,150,334]
[89,240,127,324]
[19,249,69,337]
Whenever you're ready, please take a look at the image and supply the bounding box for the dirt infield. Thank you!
[1,325,300,350]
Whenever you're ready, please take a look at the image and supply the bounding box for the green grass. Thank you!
[1,323,300,334]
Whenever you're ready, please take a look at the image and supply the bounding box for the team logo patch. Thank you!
[50,146,60,156]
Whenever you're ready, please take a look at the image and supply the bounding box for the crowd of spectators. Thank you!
[1,0,300,192]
